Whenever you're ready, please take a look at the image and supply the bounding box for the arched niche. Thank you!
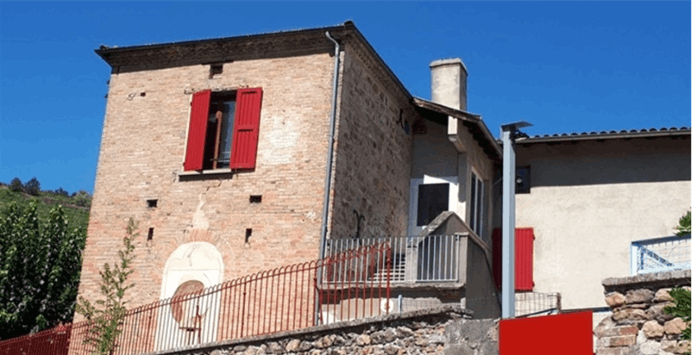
[160,242,224,300]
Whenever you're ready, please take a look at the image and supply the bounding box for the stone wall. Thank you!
[595,269,691,355]
[151,306,498,355]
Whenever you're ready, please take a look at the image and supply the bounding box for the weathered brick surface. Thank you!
[328,43,416,239]
[79,51,338,314]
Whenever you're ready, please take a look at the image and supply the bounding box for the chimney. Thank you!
[430,58,468,111]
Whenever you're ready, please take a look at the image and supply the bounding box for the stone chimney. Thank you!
[430,58,468,111]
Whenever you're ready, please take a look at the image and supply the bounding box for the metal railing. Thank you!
[630,235,691,275]
[1,243,391,355]
[514,292,561,318]
[0,324,71,355]
[326,235,463,283]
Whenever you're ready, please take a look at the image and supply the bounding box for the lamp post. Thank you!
[500,121,532,318]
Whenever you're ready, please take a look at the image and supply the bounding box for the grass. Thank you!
[0,187,90,230]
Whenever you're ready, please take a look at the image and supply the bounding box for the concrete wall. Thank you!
[328,40,415,239]
[512,136,691,310]
[80,51,336,313]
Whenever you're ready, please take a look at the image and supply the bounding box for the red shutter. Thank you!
[230,88,263,170]
[492,227,535,291]
[515,228,535,291]
[184,90,211,171]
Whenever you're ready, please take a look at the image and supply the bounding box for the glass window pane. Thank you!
[217,100,236,168]
[470,174,477,231]
[417,183,449,226]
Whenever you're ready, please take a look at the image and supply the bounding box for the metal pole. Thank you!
[501,128,516,318]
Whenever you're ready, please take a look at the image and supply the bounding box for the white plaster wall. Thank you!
[514,137,691,309]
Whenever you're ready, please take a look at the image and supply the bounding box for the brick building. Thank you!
[81,21,502,321]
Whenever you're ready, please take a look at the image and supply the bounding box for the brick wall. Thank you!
[328,40,416,239]
[79,52,336,313]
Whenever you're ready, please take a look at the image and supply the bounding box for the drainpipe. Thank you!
[315,30,340,326]
[318,31,341,261]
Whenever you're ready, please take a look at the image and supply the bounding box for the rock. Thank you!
[383,328,398,342]
[647,302,675,323]
[613,308,648,322]
[285,339,301,352]
[210,350,225,355]
[332,335,346,346]
[414,337,428,347]
[371,331,385,344]
[356,334,372,346]
[606,292,626,307]
[266,342,284,354]
[642,320,664,338]
[234,346,248,352]
[639,340,661,355]
[315,335,334,349]
[396,326,413,338]
[298,341,313,351]
[664,317,687,335]
[626,289,654,304]
[654,288,675,302]
[383,344,400,355]
[662,339,678,352]
[676,340,691,354]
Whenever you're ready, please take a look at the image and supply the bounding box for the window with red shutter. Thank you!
[183,88,263,172]
[492,227,535,291]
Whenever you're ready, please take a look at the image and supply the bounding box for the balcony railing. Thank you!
[630,235,691,275]
[325,235,463,284]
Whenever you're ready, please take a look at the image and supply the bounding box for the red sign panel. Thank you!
[499,311,593,355]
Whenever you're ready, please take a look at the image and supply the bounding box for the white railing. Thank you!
[630,235,691,275]
[325,235,463,283]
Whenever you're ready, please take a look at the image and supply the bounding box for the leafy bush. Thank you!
[53,188,70,197]
[8,178,22,192]
[675,210,691,237]
[0,202,86,339]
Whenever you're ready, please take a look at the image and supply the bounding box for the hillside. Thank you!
[0,186,90,229]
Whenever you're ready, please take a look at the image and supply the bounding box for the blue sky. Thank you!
[0,2,689,194]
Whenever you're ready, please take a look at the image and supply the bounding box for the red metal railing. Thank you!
[0,324,71,355]
[1,243,391,355]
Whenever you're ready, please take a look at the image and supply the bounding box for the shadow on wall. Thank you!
[515,136,691,187]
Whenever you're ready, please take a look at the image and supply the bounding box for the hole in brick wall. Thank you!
[147,199,158,208]
[148,228,154,241]
[210,64,223,78]
[140,92,146,97]
[245,228,252,243]
[250,195,262,203]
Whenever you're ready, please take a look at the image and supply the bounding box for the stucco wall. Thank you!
[513,136,691,309]
[328,41,415,239]
[81,51,335,313]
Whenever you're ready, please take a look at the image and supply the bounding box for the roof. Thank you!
[412,97,503,161]
[515,126,690,144]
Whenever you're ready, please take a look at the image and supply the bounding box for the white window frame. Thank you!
[408,175,459,236]
[469,169,484,238]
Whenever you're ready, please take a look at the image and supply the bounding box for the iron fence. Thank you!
[1,243,391,355]
[0,324,71,355]
[514,292,561,318]
[630,235,691,275]
[326,235,463,283]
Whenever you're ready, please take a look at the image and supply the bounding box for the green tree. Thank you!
[24,177,41,196]
[0,202,86,339]
[76,218,137,355]
[8,178,22,192]
[664,209,692,354]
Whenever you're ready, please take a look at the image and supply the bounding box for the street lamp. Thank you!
[500,121,532,318]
